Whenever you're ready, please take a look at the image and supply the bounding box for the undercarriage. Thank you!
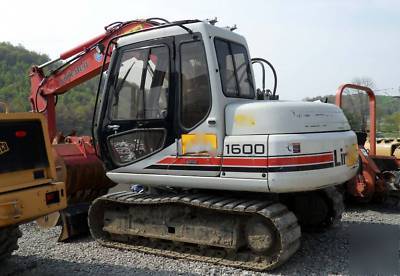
[88,187,343,271]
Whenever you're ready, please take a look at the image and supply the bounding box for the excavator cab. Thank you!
[95,21,255,178]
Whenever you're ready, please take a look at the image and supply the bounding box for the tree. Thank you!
[348,77,376,131]
[0,42,96,135]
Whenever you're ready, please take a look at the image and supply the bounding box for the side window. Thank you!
[180,41,211,129]
[215,38,255,98]
[214,39,237,96]
[231,44,253,98]
[110,45,169,120]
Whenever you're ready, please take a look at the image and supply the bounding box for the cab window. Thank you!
[214,38,255,98]
[180,41,211,129]
[109,45,169,121]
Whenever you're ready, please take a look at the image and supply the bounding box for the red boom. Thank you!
[29,20,155,140]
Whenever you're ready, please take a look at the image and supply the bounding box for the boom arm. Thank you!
[29,20,156,139]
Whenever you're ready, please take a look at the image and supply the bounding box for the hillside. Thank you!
[0,42,97,135]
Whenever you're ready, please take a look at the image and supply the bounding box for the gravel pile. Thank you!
[2,204,399,276]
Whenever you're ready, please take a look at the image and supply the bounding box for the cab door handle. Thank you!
[207,118,216,126]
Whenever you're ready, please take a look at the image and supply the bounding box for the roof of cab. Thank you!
[117,20,248,48]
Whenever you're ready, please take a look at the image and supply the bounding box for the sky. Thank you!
[1,0,399,100]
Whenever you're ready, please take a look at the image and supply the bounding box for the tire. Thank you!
[0,226,22,262]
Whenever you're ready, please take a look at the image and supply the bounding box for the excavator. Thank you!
[77,18,359,271]
[29,17,358,270]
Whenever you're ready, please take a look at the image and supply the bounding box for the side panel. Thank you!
[221,135,268,180]
[268,131,358,192]
[107,172,269,192]
[110,131,358,193]
[0,182,66,228]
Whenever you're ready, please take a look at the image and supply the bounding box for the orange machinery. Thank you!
[336,84,400,202]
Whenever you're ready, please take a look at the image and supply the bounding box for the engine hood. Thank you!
[225,100,350,135]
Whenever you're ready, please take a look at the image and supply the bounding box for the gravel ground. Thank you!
[1,204,400,276]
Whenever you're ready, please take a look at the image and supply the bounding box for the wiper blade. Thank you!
[114,61,136,96]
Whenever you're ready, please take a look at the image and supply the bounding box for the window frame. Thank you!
[214,37,255,99]
[176,34,212,132]
[106,43,171,123]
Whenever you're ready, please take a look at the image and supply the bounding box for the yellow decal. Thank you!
[0,141,9,155]
[181,134,217,155]
[346,144,358,167]
[234,114,255,127]
[123,24,145,35]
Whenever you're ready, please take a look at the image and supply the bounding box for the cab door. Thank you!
[167,33,222,177]
[96,37,176,170]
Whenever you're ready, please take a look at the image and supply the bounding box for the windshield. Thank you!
[109,45,169,121]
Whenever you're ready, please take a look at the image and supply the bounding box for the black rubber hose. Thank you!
[251,57,277,97]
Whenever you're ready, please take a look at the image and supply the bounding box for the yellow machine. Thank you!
[365,138,400,159]
[0,104,67,261]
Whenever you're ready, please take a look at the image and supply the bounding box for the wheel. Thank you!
[0,226,22,262]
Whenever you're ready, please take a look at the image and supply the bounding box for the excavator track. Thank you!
[89,191,301,271]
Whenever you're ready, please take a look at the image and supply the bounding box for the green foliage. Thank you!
[0,42,97,135]
[0,42,49,112]
[305,94,400,137]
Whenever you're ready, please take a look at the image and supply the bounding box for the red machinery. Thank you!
[336,84,400,202]
[29,19,157,240]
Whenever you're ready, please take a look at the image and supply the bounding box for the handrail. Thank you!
[335,83,376,155]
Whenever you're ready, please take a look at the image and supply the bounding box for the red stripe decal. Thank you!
[158,156,222,166]
[268,154,333,166]
[157,153,333,167]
